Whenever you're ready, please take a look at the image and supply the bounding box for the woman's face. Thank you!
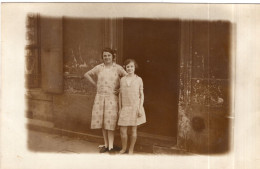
[102,52,113,64]
[125,62,135,74]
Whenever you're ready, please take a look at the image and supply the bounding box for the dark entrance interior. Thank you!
[123,18,180,137]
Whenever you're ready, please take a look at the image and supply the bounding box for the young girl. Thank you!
[118,59,146,154]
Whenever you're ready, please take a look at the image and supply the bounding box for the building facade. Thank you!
[26,15,231,154]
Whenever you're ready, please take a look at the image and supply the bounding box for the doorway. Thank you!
[123,18,180,137]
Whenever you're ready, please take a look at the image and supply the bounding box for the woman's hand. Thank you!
[84,72,97,87]
[113,89,119,95]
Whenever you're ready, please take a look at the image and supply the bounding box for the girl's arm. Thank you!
[84,71,97,87]
[139,89,144,108]
[119,91,122,112]
[138,78,144,117]
[118,79,123,112]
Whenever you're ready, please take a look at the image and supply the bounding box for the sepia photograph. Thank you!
[1,2,260,169]
[25,14,231,155]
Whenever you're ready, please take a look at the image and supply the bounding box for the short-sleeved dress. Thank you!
[118,75,146,126]
[88,63,127,130]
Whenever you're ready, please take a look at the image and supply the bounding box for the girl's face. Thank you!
[126,62,135,74]
[102,52,113,64]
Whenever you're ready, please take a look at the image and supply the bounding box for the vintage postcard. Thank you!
[1,3,260,169]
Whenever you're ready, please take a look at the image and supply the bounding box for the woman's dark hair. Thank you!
[123,59,138,69]
[101,48,117,59]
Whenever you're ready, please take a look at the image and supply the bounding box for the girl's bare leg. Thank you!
[119,126,128,153]
[102,129,108,148]
[129,126,137,154]
[107,130,114,150]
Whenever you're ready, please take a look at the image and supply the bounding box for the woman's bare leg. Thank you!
[102,129,108,148]
[119,126,128,153]
[129,126,137,154]
[107,130,114,150]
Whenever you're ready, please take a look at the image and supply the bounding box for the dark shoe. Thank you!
[113,145,121,151]
[108,148,118,154]
[99,146,108,153]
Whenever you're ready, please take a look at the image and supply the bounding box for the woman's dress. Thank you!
[88,63,126,130]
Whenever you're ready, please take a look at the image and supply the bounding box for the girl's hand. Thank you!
[138,112,142,117]
[137,107,142,117]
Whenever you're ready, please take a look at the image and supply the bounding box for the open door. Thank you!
[123,18,180,138]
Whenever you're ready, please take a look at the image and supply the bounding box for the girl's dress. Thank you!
[88,63,127,130]
[118,75,146,126]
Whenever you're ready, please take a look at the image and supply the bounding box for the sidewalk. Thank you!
[27,119,189,155]
[28,129,101,153]
[28,129,151,154]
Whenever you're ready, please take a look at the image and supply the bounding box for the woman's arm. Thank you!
[84,72,97,87]
[118,65,128,77]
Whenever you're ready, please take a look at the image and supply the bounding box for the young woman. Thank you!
[118,59,146,154]
[84,48,127,153]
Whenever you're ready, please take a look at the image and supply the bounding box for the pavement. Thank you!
[26,119,189,155]
[27,129,146,154]
[27,118,152,155]
[28,129,103,154]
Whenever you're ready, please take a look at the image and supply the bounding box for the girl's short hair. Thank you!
[101,48,116,59]
[123,59,138,69]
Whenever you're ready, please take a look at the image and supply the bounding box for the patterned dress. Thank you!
[118,75,146,126]
[88,63,127,130]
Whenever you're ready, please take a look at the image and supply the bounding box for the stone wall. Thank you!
[178,20,231,154]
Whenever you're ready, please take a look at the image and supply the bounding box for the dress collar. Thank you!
[125,74,137,87]
[101,62,116,67]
